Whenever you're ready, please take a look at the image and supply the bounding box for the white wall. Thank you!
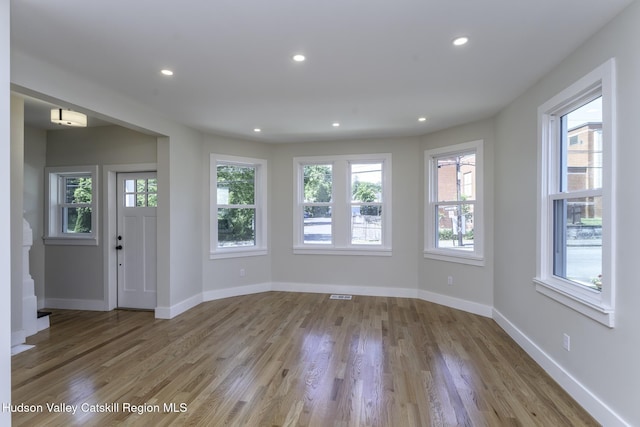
[24,125,46,309]
[1,0,12,422]
[201,134,273,293]
[494,2,640,425]
[271,136,421,293]
[10,95,24,345]
[420,118,495,311]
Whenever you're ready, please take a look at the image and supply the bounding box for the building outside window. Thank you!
[424,140,484,266]
[535,58,616,327]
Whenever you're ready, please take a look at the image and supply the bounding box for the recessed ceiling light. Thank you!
[161,69,174,76]
[452,36,469,46]
[418,117,427,122]
[332,122,340,127]
[292,54,306,62]
[253,128,261,133]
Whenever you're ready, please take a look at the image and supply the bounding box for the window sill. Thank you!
[293,246,392,256]
[423,250,484,266]
[533,277,614,328]
[44,236,98,246]
[210,249,268,260]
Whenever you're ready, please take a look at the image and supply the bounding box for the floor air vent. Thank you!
[329,294,353,300]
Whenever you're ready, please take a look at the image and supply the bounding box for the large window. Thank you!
[294,154,391,255]
[425,140,484,265]
[210,154,267,259]
[536,59,616,327]
[44,165,99,245]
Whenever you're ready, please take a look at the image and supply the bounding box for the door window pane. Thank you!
[124,177,157,208]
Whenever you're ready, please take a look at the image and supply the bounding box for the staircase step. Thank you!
[37,310,51,318]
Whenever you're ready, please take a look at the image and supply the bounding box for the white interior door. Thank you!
[116,172,157,309]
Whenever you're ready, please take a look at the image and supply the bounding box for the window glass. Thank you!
[434,152,476,251]
[303,164,332,203]
[217,208,256,247]
[302,164,333,245]
[553,96,603,292]
[351,162,383,245]
[425,141,482,265]
[294,155,391,253]
[217,165,255,205]
[62,175,92,233]
[124,178,158,208]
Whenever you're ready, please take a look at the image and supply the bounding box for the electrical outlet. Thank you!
[447,276,453,286]
[563,333,571,351]
[240,268,246,277]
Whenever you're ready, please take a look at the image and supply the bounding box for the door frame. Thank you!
[103,163,157,311]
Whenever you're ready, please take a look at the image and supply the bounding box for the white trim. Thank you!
[424,140,484,264]
[423,250,485,266]
[293,153,392,253]
[209,249,268,259]
[534,279,614,327]
[103,163,157,312]
[203,283,272,301]
[417,289,492,317]
[210,153,268,258]
[44,165,99,245]
[11,344,35,356]
[155,293,203,320]
[536,58,616,325]
[11,330,26,347]
[271,282,418,298]
[293,247,392,256]
[493,309,630,427]
[44,298,107,311]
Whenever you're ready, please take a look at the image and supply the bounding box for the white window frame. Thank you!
[44,165,99,246]
[210,154,268,259]
[293,153,392,256]
[424,140,484,266]
[535,58,616,327]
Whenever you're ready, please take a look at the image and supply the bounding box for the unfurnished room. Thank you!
[2,0,639,425]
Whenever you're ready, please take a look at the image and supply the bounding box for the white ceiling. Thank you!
[11,0,632,142]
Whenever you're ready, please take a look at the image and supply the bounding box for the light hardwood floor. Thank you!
[12,292,598,426]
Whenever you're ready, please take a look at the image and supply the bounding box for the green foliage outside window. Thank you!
[352,180,381,215]
[303,165,332,217]
[217,165,256,245]
[65,177,92,233]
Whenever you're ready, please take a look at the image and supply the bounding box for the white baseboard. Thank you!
[37,315,50,332]
[11,344,35,356]
[418,289,493,318]
[492,309,630,427]
[11,330,26,346]
[44,298,107,311]
[203,283,272,302]
[155,293,203,320]
[271,282,418,299]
